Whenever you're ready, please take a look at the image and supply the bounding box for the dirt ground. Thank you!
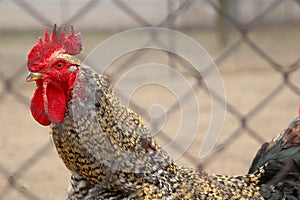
[0,26,300,199]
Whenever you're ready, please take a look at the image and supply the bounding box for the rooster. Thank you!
[26,25,300,199]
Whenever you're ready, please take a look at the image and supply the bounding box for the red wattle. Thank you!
[44,81,67,124]
[30,81,51,126]
[30,79,67,126]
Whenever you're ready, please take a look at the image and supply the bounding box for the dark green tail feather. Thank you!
[248,117,300,199]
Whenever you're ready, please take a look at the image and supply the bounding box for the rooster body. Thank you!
[26,25,300,199]
[52,65,263,199]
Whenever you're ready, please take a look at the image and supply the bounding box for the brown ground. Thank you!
[0,26,300,199]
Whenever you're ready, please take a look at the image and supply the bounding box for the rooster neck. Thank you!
[50,65,179,190]
[50,65,113,182]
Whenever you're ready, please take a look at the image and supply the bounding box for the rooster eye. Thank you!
[56,62,63,68]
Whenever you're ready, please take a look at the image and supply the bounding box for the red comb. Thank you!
[298,106,300,116]
[27,24,82,72]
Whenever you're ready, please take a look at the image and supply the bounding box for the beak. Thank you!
[26,72,43,82]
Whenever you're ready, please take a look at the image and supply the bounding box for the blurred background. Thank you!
[1,0,300,199]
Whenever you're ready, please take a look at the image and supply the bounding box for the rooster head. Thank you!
[26,24,82,126]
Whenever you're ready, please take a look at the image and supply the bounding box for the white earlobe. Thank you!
[68,66,77,72]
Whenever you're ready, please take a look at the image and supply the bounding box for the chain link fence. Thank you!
[0,0,300,199]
